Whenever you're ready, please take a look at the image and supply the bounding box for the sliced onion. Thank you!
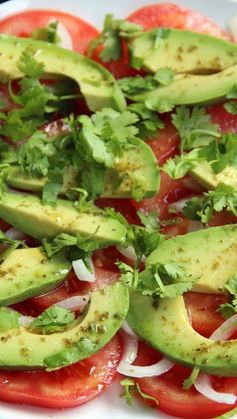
[122,320,138,339]
[118,358,174,378]
[72,258,96,282]
[194,374,236,405]
[5,228,27,241]
[118,331,174,377]
[48,19,73,50]
[117,245,146,262]
[19,315,34,327]
[228,15,237,42]
[54,295,90,311]
[210,313,237,341]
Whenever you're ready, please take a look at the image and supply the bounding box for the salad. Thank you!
[0,2,237,419]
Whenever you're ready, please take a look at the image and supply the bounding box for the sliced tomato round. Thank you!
[127,3,229,39]
[134,342,237,419]
[148,115,180,165]
[0,335,121,409]
[0,10,99,54]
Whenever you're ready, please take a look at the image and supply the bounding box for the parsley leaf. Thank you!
[88,14,142,62]
[172,106,220,152]
[183,183,237,223]
[29,306,75,334]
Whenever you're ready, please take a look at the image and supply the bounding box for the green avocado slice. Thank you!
[0,247,71,306]
[6,138,160,199]
[130,65,237,112]
[0,34,126,112]
[0,282,128,370]
[0,192,127,242]
[190,161,237,191]
[130,29,237,74]
[127,225,237,376]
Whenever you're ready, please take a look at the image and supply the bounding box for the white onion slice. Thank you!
[5,228,27,241]
[72,258,96,282]
[210,313,237,341]
[193,314,237,404]
[117,245,146,262]
[118,358,174,378]
[194,374,236,405]
[19,315,34,327]
[118,331,174,377]
[228,15,237,42]
[122,320,138,339]
[48,19,73,50]
[54,295,90,311]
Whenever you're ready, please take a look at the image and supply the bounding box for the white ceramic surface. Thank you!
[0,0,237,418]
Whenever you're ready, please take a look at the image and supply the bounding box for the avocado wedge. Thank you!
[0,34,126,112]
[130,28,237,74]
[0,282,128,370]
[190,161,237,191]
[0,192,127,242]
[130,65,237,112]
[6,137,160,199]
[0,247,71,306]
[128,225,237,376]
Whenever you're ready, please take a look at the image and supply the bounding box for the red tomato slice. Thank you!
[0,10,99,54]
[127,3,229,39]
[0,335,121,408]
[148,115,180,165]
[96,198,141,225]
[134,342,237,419]
[208,103,237,134]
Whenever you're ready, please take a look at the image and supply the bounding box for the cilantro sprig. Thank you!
[88,14,142,62]
[29,306,75,334]
[219,274,237,319]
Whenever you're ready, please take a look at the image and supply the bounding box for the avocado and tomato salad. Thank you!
[1,3,237,419]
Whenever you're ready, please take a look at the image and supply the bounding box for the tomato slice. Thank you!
[0,10,99,54]
[134,342,237,419]
[127,3,229,39]
[0,335,121,408]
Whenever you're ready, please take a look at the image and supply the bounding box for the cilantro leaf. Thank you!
[172,106,220,152]
[128,103,164,140]
[162,149,200,179]
[199,134,237,174]
[88,14,142,62]
[42,182,61,206]
[29,306,75,334]
[137,209,160,231]
[183,183,237,223]
[120,378,159,407]
[119,68,174,97]
[154,67,174,86]
[219,274,237,319]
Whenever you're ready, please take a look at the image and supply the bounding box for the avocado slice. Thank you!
[0,34,126,112]
[0,282,128,370]
[130,29,237,74]
[130,65,237,111]
[0,192,127,242]
[0,247,71,306]
[190,162,237,190]
[127,225,237,376]
[6,138,160,199]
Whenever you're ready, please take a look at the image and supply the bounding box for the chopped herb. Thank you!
[172,106,220,152]
[224,85,237,115]
[199,134,237,174]
[88,14,142,62]
[154,67,174,86]
[137,209,160,231]
[31,21,60,44]
[42,182,61,206]
[120,378,159,406]
[162,149,199,179]
[183,183,237,223]
[183,366,200,389]
[119,68,174,97]
[29,305,75,334]
[219,274,237,319]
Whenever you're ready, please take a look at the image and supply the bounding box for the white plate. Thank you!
[0,0,237,418]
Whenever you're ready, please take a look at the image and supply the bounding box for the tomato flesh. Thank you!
[0,10,99,54]
[0,335,121,409]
